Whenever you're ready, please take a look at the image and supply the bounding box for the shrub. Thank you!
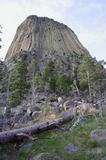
[88,140,98,148]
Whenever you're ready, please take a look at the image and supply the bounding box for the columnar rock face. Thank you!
[5,15,89,60]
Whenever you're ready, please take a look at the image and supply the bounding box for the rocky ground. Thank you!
[0,90,106,132]
[1,112,106,160]
[0,90,106,160]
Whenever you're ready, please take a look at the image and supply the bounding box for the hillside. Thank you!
[0,17,105,160]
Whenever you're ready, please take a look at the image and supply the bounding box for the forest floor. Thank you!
[1,112,106,160]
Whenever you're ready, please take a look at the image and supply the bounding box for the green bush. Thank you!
[87,140,98,148]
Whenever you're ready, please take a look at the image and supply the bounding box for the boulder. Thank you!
[64,144,78,154]
[63,100,75,110]
[101,155,106,160]
[91,129,106,142]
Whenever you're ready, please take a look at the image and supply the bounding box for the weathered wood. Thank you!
[0,112,73,144]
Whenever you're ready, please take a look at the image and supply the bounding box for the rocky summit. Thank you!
[5,15,89,73]
[6,15,89,60]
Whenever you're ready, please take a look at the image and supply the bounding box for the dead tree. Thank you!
[0,112,73,144]
[70,102,103,131]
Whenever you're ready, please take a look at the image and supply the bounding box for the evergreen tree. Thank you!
[35,72,44,90]
[49,76,56,92]
[78,55,106,97]
[43,61,56,91]
[78,55,95,96]
[56,73,71,94]
[43,61,72,93]
[29,58,39,107]
[44,61,55,81]
[9,59,29,107]
[93,60,106,94]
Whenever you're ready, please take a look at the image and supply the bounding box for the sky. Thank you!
[0,0,106,61]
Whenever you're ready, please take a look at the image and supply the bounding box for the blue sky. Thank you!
[0,0,106,61]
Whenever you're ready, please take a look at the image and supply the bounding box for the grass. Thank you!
[1,114,106,160]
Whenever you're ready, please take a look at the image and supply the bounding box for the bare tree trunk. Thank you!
[30,57,36,108]
[7,71,12,108]
[87,71,92,98]
[73,80,80,96]
[0,112,73,144]
[31,63,35,108]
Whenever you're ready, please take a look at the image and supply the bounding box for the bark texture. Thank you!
[0,112,73,144]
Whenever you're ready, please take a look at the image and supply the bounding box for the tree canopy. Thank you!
[78,55,106,96]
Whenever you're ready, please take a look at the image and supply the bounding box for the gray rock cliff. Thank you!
[5,15,89,68]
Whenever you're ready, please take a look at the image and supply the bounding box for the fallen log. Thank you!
[15,133,37,141]
[0,111,73,144]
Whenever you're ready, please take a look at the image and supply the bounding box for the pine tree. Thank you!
[56,73,71,94]
[29,58,39,107]
[44,61,72,93]
[9,59,29,107]
[49,76,56,92]
[93,60,106,95]
[43,61,57,91]
[35,72,44,90]
[44,61,55,81]
[78,55,95,97]
[78,55,106,97]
